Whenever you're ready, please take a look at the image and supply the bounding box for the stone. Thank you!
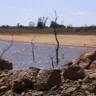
[7,90,13,94]
[89,60,96,70]
[63,65,85,80]
[12,77,33,93]
[21,92,25,96]
[81,84,89,90]
[6,67,40,93]
[32,91,43,96]
[35,69,61,90]
[88,93,96,96]
[0,86,8,92]
[73,50,96,69]
[63,61,73,70]
[64,61,73,66]
[66,87,77,94]
[0,58,13,70]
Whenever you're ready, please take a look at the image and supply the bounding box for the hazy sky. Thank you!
[0,0,96,26]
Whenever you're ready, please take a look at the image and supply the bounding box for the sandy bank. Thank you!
[0,34,96,48]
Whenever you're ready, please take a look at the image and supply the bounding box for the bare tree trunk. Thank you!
[31,36,35,61]
[53,27,59,65]
[0,35,13,58]
[50,10,59,66]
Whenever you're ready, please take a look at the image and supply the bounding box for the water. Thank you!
[0,41,95,69]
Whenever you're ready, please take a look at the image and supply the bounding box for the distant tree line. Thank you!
[1,17,96,30]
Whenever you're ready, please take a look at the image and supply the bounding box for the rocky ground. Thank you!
[0,50,96,96]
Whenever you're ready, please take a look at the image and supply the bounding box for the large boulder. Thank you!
[34,69,61,90]
[63,65,85,80]
[0,58,13,70]
[9,67,40,93]
[73,50,96,69]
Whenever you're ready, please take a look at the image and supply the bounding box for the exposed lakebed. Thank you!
[0,41,95,69]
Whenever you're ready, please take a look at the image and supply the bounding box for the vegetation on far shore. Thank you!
[0,16,96,35]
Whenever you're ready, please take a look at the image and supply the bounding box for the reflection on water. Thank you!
[0,41,95,69]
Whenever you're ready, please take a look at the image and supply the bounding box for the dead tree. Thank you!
[50,10,59,66]
[0,35,13,58]
[49,54,54,68]
[31,36,35,61]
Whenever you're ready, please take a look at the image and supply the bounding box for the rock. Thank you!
[21,92,25,96]
[81,84,89,90]
[0,58,13,70]
[81,72,96,93]
[25,67,40,77]
[10,67,40,93]
[32,91,44,96]
[4,90,20,96]
[66,87,77,94]
[64,61,73,66]
[78,62,91,69]
[73,50,96,69]
[35,69,61,90]
[89,60,96,70]
[0,73,8,79]
[63,65,85,80]
[72,91,87,96]
[12,77,33,93]
[84,72,96,80]
[85,90,90,95]
[7,90,13,94]
[73,58,91,69]
[0,86,8,93]
[8,70,21,76]
[63,61,73,70]
[89,73,96,79]
[82,82,96,93]
[88,94,96,96]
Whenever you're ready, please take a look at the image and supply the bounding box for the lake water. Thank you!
[0,41,95,69]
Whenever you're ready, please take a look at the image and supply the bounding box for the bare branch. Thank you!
[0,35,13,58]
[49,13,55,20]
[31,36,35,61]
[54,10,59,22]
[62,54,65,60]
[49,54,54,69]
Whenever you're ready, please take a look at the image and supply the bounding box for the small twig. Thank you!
[0,35,13,58]
[62,54,65,60]
[49,54,54,69]
[49,13,55,20]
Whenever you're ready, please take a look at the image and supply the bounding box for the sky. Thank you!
[0,0,96,26]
